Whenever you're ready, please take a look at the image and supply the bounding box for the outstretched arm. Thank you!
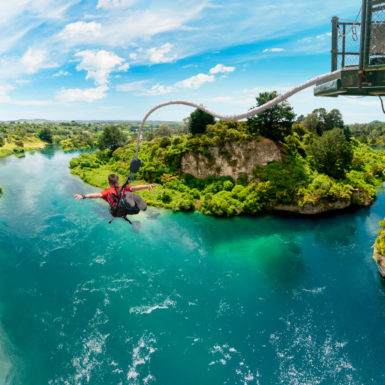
[73,192,103,200]
[130,184,156,192]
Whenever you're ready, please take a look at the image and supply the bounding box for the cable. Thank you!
[380,96,385,114]
[135,70,339,158]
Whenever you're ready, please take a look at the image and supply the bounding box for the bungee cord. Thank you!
[134,70,340,158]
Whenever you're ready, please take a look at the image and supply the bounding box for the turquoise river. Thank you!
[0,148,385,385]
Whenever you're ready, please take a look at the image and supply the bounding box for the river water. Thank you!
[0,149,385,385]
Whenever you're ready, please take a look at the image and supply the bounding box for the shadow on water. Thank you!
[145,210,160,220]
[130,221,142,233]
[196,204,371,254]
[38,145,58,158]
[38,146,91,159]
[261,241,305,284]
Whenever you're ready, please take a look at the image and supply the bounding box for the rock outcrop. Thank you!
[271,190,373,215]
[373,246,385,277]
[181,137,281,180]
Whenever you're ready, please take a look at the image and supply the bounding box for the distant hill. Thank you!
[1,119,182,124]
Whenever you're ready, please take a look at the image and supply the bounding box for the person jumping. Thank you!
[73,174,156,221]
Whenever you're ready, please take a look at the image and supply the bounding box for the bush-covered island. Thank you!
[69,93,385,217]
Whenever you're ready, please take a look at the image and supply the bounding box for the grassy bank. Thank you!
[0,138,47,159]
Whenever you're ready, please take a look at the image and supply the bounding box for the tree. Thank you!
[155,124,172,137]
[181,117,190,134]
[144,130,155,141]
[38,127,53,143]
[0,135,4,147]
[325,109,344,131]
[358,132,368,143]
[303,108,344,136]
[246,91,296,142]
[303,108,327,135]
[307,128,353,179]
[98,126,126,151]
[188,109,215,135]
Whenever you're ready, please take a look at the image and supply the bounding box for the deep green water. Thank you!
[0,149,385,384]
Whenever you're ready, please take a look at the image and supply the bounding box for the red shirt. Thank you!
[100,185,132,207]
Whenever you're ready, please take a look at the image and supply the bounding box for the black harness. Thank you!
[108,158,146,224]
[109,185,140,222]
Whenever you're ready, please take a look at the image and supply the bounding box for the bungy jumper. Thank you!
[128,0,385,177]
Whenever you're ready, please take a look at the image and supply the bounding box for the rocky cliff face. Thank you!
[181,138,281,180]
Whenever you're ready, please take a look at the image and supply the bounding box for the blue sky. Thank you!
[0,0,381,123]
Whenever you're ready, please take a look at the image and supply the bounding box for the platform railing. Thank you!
[331,18,361,71]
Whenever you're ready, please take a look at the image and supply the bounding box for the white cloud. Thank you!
[0,0,78,25]
[299,32,332,44]
[21,48,56,74]
[14,99,55,106]
[0,84,54,106]
[53,70,70,77]
[54,3,210,54]
[57,86,108,102]
[209,64,235,74]
[117,63,236,96]
[0,26,33,55]
[116,80,174,95]
[263,48,285,53]
[347,97,381,107]
[0,84,14,103]
[144,43,177,64]
[144,84,174,95]
[316,32,332,40]
[58,21,102,42]
[15,79,31,85]
[75,50,128,85]
[175,73,215,89]
[129,43,179,64]
[97,0,137,9]
[116,80,147,92]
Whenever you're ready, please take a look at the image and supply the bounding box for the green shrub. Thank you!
[159,137,171,148]
[223,180,234,191]
[307,128,353,179]
[201,191,240,216]
[236,172,248,186]
[189,109,215,135]
[159,190,172,203]
[13,146,24,154]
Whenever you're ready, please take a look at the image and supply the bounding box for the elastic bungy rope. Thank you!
[135,70,339,158]
[380,96,385,114]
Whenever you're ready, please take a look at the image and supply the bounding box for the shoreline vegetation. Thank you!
[0,119,184,191]
[1,100,385,219]
[69,95,385,218]
[0,137,47,159]
[69,118,385,217]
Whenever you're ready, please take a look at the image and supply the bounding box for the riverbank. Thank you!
[0,138,47,159]
[70,122,385,216]
[373,219,385,276]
